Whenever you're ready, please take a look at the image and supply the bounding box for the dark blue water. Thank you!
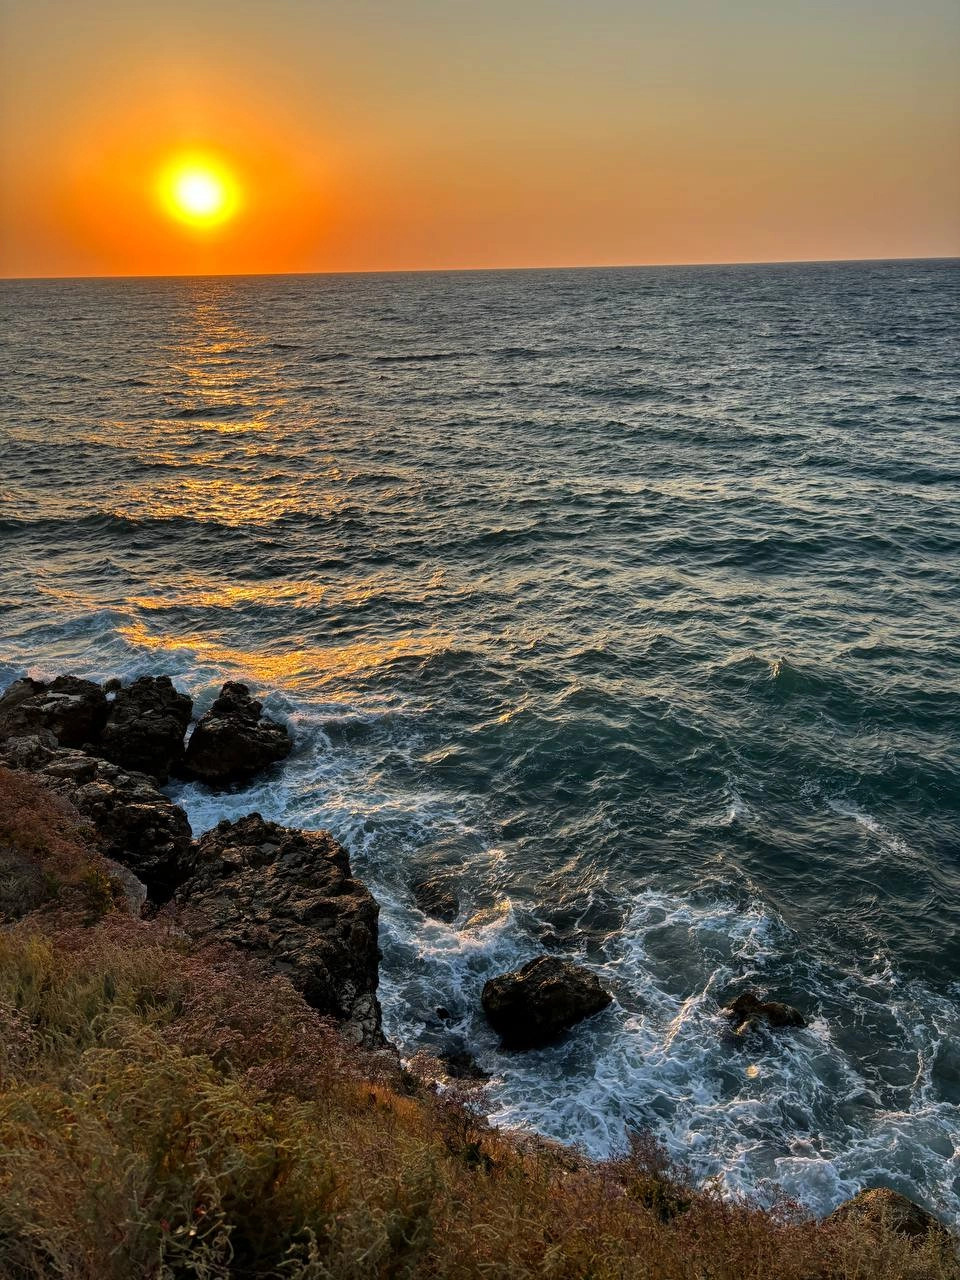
[2,260,958,1220]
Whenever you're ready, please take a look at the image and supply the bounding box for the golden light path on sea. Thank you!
[117,620,452,689]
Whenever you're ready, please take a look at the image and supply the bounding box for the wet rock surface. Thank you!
[99,676,193,782]
[482,955,613,1049]
[0,676,108,749]
[723,990,807,1036]
[0,674,293,795]
[176,813,384,1048]
[437,1041,492,1081]
[184,681,291,787]
[829,1188,946,1240]
[411,873,460,922]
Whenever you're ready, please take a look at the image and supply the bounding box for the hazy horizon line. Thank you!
[2,253,957,284]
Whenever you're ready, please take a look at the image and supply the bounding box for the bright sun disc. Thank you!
[158,155,241,228]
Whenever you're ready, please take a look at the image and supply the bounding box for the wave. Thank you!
[0,511,254,539]
[376,875,960,1223]
[171,403,258,420]
[371,351,466,364]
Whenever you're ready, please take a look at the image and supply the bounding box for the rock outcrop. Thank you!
[176,814,383,1048]
[104,860,149,917]
[0,673,294,794]
[722,990,806,1036]
[482,956,613,1049]
[829,1188,946,1241]
[0,673,386,1053]
[33,747,193,900]
[0,730,194,902]
[184,682,291,787]
[0,765,153,922]
[99,676,193,782]
[0,675,108,748]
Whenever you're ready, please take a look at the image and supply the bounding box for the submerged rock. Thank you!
[722,989,806,1036]
[0,675,108,749]
[176,814,383,1048]
[481,955,613,1049]
[829,1188,947,1241]
[437,1042,492,1082]
[99,676,193,782]
[411,874,460,922]
[184,681,291,786]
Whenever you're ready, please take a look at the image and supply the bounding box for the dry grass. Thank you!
[0,768,114,920]
[0,769,956,1280]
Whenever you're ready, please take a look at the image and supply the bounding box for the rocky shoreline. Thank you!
[0,669,626,1057]
[0,670,951,1248]
[0,671,389,1048]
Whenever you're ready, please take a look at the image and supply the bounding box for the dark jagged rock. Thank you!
[176,814,383,1048]
[0,733,58,772]
[0,679,45,738]
[99,676,192,782]
[481,956,613,1049]
[0,735,194,901]
[411,874,459,922]
[0,676,108,749]
[38,749,193,900]
[183,681,291,787]
[829,1188,947,1241]
[723,990,806,1036]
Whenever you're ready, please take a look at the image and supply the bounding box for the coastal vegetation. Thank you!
[0,762,956,1280]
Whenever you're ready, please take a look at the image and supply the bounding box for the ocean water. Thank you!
[1,259,959,1221]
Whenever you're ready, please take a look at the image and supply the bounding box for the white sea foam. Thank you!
[826,797,917,860]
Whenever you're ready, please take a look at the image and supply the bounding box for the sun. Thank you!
[158,153,241,229]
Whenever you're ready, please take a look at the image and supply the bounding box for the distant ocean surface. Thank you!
[2,260,959,1221]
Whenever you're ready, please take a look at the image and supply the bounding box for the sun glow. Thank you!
[158,154,241,228]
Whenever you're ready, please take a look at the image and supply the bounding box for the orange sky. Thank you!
[1,0,958,277]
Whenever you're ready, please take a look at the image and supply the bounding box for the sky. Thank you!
[1,0,958,277]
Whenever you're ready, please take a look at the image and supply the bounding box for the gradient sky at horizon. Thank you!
[1,0,958,277]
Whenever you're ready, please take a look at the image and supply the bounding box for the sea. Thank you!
[1,259,958,1222]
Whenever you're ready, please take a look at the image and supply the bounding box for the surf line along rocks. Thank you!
[0,673,388,1051]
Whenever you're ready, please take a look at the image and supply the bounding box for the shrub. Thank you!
[0,768,115,920]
